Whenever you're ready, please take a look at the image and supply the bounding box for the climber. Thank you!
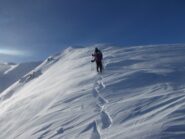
[91,48,103,73]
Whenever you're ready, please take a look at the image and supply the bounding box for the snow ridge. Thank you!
[0,45,185,139]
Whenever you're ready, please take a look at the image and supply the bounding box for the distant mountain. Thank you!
[0,61,41,93]
[0,45,185,139]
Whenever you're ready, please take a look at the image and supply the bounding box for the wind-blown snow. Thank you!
[0,45,185,139]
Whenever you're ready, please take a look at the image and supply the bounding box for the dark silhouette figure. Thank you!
[91,48,103,73]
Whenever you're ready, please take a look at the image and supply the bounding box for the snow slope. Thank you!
[0,45,185,139]
[0,62,41,93]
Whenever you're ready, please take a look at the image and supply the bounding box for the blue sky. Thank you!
[0,0,185,62]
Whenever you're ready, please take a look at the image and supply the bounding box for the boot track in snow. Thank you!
[91,74,113,138]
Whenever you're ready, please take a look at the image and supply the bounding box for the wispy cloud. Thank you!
[0,49,28,56]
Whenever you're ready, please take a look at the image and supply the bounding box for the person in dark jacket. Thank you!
[91,48,103,73]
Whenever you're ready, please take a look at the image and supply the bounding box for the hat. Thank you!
[95,47,99,52]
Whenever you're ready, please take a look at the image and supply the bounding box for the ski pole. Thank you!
[91,62,93,71]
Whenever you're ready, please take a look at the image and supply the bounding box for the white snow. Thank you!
[0,45,185,139]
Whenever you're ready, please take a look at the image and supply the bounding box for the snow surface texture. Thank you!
[0,45,185,139]
[0,62,41,93]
